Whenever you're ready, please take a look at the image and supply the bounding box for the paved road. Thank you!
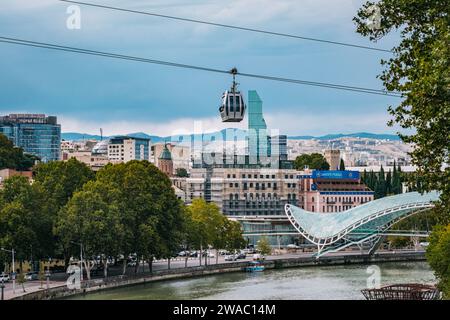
[1,249,425,300]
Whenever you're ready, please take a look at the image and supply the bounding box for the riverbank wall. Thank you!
[13,251,427,300]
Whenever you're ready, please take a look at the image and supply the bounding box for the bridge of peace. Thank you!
[283,191,439,257]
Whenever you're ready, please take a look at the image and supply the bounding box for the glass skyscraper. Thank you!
[0,114,61,162]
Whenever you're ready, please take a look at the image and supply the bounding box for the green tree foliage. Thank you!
[33,158,95,263]
[426,225,450,298]
[0,177,52,264]
[294,153,330,171]
[0,134,38,170]
[339,159,345,171]
[355,1,449,296]
[55,181,124,278]
[362,164,403,199]
[33,158,95,210]
[187,198,224,266]
[257,236,271,256]
[57,160,185,274]
[354,0,449,208]
[175,168,189,177]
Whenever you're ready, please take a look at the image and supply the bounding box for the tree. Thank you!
[93,161,185,273]
[385,170,392,195]
[354,0,449,207]
[374,166,387,199]
[339,159,345,171]
[55,181,125,279]
[294,153,330,171]
[175,168,188,177]
[426,225,450,298]
[0,176,51,266]
[257,236,272,256]
[187,198,224,266]
[33,158,95,266]
[355,0,449,297]
[0,134,38,170]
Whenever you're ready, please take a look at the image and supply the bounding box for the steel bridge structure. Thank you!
[284,191,439,257]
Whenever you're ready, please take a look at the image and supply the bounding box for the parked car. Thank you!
[286,244,300,249]
[207,251,215,258]
[236,252,246,259]
[253,254,265,261]
[25,271,38,281]
[224,255,237,261]
[178,251,187,257]
[0,273,10,282]
[189,251,198,257]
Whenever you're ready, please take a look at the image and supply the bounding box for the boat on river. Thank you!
[242,261,265,272]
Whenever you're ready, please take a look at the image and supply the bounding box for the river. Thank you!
[70,261,435,300]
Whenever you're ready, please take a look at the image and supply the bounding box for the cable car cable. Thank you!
[0,36,403,97]
[57,0,392,53]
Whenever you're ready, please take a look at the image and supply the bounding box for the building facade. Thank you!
[0,114,61,162]
[107,136,150,162]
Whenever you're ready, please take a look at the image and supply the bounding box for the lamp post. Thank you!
[71,241,84,282]
[1,248,15,294]
[1,279,4,300]
[45,269,51,290]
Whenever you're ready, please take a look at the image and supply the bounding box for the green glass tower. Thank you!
[247,90,270,164]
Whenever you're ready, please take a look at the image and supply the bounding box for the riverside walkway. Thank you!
[4,249,427,300]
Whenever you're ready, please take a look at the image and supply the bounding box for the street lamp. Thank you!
[70,241,84,282]
[1,248,15,294]
[1,279,4,300]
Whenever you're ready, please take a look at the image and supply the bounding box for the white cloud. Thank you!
[59,114,247,136]
[60,109,402,137]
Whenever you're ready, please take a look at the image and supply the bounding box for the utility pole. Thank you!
[1,248,15,294]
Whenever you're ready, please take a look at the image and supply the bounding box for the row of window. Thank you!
[323,196,371,203]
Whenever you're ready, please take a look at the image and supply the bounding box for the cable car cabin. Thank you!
[219,89,246,122]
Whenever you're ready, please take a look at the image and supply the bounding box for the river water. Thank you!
[71,261,435,300]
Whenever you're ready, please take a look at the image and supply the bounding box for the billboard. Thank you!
[312,170,360,180]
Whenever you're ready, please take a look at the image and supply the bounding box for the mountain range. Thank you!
[62,130,401,142]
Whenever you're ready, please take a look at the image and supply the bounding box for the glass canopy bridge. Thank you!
[283,191,439,257]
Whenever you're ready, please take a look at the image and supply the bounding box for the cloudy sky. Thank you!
[0,0,404,137]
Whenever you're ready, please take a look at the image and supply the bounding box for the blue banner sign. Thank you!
[312,170,360,180]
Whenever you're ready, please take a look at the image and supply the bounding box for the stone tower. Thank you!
[158,144,173,176]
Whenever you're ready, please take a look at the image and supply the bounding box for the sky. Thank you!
[0,0,405,137]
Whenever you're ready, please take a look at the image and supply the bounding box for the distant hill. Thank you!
[288,132,401,141]
[62,130,401,142]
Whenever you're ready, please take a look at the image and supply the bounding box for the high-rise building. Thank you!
[107,136,150,162]
[0,114,61,162]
